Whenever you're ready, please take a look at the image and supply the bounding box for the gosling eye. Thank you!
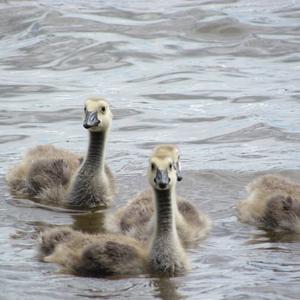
[169,163,173,170]
[151,163,156,171]
[84,106,87,112]
[101,106,106,113]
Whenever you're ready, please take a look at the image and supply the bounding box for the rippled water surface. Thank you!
[1,0,300,299]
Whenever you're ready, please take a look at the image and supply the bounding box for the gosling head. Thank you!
[148,150,178,191]
[152,144,182,182]
[83,97,112,132]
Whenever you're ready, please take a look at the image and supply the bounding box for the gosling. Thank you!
[236,174,300,232]
[39,147,191,276]
[6,97,115,208]
[105,145,211,247]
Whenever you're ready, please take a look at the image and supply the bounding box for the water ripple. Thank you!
[0,1,300,300]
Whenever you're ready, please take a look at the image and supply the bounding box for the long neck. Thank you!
[82,130,107,174]
[154,188,177,236]
[67,130,109,207]
[149,184,188,274]
[149,184,189,274]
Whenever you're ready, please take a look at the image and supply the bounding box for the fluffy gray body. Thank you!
[104,189,211,247]
[39,147,193,277]
[39,228,147,276]
[237,175,300,232]
[6,145,81,204]
[6,97,115,208]
[105,144,210,246]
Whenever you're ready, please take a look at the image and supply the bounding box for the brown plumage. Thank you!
[6,97,115,208]
[6,145,81,203]
[39,146,195,277]
[105,145,211,247]
[105,190,211,247]
[40,228,147,276]
[236,174,300,232]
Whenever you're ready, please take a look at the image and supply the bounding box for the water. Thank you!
[0,0,300,299]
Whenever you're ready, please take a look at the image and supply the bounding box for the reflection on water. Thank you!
[151,277,185,300]
[0,0,300,299]
[246,231,300,245]
[71,211,106,233]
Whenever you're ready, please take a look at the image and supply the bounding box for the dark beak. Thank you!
[83,111,100,129]
[154,169,170,189]
[175,161,183,181]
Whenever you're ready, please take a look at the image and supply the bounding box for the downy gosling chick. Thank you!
[6,97,115,208]
[105,145,211,247]
[39,147,191,276]
[237,174,300,232]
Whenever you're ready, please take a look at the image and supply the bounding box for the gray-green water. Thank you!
[0,0,300,299]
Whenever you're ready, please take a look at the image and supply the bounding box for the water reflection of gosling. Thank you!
[237,175,300,232]
[105,145,211,247]
[6,97,115,208]
[39,148,192,276]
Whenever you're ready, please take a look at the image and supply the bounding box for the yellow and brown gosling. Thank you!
[6,96,115,209]
[237,174,300,232]
[105,145,211,247]
[39,146,192,277]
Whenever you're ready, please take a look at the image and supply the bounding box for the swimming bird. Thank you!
[6,97,115,208]
[236,174,300,232]
[104,144,211,247]
[104,145,210,246]
[39,147,191,276]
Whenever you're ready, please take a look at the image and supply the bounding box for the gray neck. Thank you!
[153,187,177,237]
[150,184,188,274]
[66,130,109,207]
[81,131,107,174]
